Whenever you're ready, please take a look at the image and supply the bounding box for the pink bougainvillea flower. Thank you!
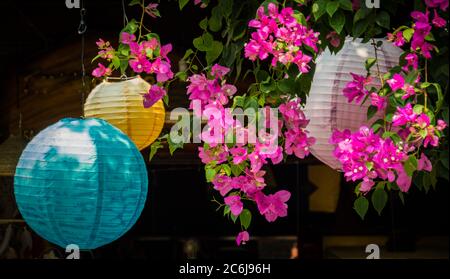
[236,231,250,246]
[160,43,172,62]
[343,73,371,103]
[420,42,434,59]
[198,145,228,164]
[212,174,233,196]
[396,168,412,192]
[387,31,405,47]
[143,84,166,108]
[254,190,291,222]
[224,195,244,216]
[436,119,448,131]
[249,150,266,173]
[144,3,160,18]
[387,73,405,91]
[392,103,417,126]
[129,56,152,73]
[403,53,419,71]
[370,93,387,110]
[326,31,341,48]
[92,63,111,77]
[221,84,237,97]
[417,153,433,172]
[151,58,174,82]
[120,32,136,44]
[425,0,449,10]
[432,9,447,27]
[96,38,108,48]
[211,64,230,79]
[402,84,416,100]
[230,147,248,165]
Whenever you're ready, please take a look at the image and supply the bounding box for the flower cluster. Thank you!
[331,126,415,192]
[244,3,319,73]
[187,64,237,111]
[334,1,448,200]
[91,3,173,109]
[392,103,447,147]
[185,64,314,245]
[387,0,447,59]
[279,98,316,159]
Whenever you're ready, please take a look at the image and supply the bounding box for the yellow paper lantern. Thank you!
[84,76,165,150]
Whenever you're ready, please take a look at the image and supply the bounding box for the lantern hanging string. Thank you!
[122,0,129,27]
[120,0,129,80]
[78,1,87,116]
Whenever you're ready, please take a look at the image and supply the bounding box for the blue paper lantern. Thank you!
[14,118,148,249]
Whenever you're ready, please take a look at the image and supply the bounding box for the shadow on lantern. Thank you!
[14,118,148,251]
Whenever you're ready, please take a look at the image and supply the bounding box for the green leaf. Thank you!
[193,33,213,51]
[430,83,444,113]
[404,155,418,177]
[260,78,276,93]
[244,96,258,111]
[149,140,163,161]
[112,56,120,69]
[239,209,252,230]
[354,196,369,220]
[352,18,370,38]
[122,19,138,34]
[292,10,307,26]
[403,28,414,42]
[119,59,128,75]
[338,0,353,10]
[175,71,188,81]
[223,205,230,216]
[231,163,243,176]
[398,191,405,205]
[422,172,432,193]
[199,17,208,30]
[232,95,246,108]
[365,58,377,71]
[277,78,296,93]
[413,104,424,114]
[128,0,141,6]
[354,7,371,23]
[367,105,378,120]
[182,49,194,60]
[209,6,223,32]
[168,134,184,155]
[206,41,223,64]
[205,167,216,182]
[312,0,327,20]
[375,11,390,29]
[329,10,345,33]
[326,1,339,17]
[230,212,238,223]
[179,0,189,10]
[371,187,388,215]
[221,164,232,176]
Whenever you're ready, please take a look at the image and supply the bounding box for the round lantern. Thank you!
[304,37,402,170]
[14,118,148,249]
[84,76,165,150]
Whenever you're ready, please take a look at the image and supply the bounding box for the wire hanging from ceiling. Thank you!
[78,0,87,115]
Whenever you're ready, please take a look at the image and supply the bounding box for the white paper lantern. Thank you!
[304,37,402,170]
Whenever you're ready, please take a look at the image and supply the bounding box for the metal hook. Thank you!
[78,8,87,35]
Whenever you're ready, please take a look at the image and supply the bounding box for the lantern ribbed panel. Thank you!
[84,76,165,150]
[14,118,148,249]
[304,38,402,170]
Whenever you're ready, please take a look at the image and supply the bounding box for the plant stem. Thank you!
[424,60,428,112]
[372,39,384,86]
[138,0,146,41]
